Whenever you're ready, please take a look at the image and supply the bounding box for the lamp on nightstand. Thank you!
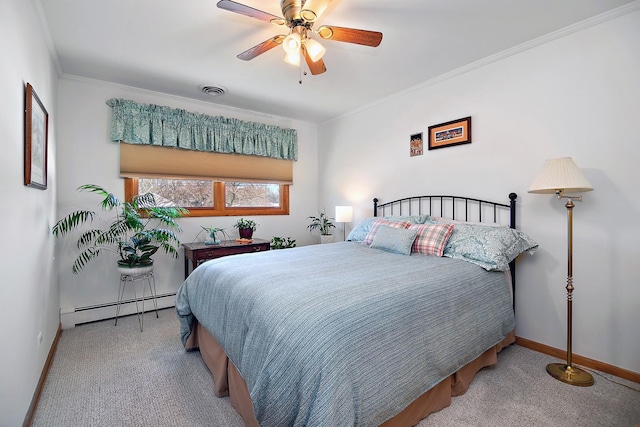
[335,206,353,241]
[528,157,594,387]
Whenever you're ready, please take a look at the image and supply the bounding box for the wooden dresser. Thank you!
[182,239,270,278]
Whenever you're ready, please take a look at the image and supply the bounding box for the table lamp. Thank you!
[335,206,353,241]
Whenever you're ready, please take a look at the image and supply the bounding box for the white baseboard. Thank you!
[60,293,176,329]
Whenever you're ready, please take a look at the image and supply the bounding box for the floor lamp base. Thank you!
[546,363,594,386]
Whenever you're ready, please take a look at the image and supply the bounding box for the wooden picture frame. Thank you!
[410,132,423,157]
[428,116,471,150]
[25,83,49,189]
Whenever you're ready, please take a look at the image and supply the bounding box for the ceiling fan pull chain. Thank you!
[299,54,305,84]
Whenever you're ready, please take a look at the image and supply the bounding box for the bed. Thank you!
[175,193,537,426]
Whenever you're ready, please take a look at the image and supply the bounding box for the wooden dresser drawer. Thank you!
[182,239,270,278]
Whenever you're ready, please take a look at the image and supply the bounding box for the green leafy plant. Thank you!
[270,236,296,249]
[201,226,230,244]
[307,210,335,236]
[52,184,188,273]
[234,218,258,231]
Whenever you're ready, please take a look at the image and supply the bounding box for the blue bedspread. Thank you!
[175,242,514,426]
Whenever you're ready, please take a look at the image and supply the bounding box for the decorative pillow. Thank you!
[369,225,419,256]
[346,217,377,242]
[408,223,455,257]
[362,219,412,245]
[443,223,538,271]
[347,216,430,242]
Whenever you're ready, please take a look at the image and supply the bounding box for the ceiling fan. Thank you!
[217,0,383,76]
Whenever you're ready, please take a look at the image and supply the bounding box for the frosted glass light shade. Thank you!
[335,206,353,223]
[528,157,593,194]
[284,51,300,66]
[283,33,301,54]
[305,38,326,62]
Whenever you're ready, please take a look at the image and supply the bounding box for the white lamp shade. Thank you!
[305,38,326,62]
[528,157,593,194]
[335,206,353,223]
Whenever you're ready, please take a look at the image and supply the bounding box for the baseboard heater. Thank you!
[60,292,177,329]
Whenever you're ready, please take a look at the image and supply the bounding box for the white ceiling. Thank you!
[36,0,635,123]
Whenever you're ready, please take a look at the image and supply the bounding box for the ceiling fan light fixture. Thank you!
[305,38,326,62]
[282,32,301,54]
[284,51,301,66]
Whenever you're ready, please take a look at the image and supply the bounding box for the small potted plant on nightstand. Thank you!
[234,218,258,240]
[307,210,336,244]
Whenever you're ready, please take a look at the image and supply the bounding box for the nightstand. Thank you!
[182,239,270,278]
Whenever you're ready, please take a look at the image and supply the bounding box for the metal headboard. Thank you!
[373,193,518,308]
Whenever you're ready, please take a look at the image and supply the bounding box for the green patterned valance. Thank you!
[106,99,297,161]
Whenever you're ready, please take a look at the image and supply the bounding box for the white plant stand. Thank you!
[115,268,158,332]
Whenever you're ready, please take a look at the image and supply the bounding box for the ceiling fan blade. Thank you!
[217,0,284,25]
[237,36,285,61]
[300,0,333,21]
[317,25,383,47]
[303,46,327,75]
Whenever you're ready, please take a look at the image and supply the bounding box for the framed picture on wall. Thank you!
[428,116,471,150]
[410,132,423,157]
[24,83,49,190]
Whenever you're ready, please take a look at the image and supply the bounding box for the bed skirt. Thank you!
[185,322,516,427]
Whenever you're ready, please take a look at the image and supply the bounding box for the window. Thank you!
[125,178,289,217]
[225,182,281,208]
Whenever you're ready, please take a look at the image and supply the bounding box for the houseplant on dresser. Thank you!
[307,210,336,243]
[234,218,258,240]
[52,184,188,274]
[201,226,230,245]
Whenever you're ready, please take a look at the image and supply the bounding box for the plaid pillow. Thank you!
[363,219,412,245]
[409,223,455,256]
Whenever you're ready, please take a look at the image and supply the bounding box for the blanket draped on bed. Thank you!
[176,242,515,426]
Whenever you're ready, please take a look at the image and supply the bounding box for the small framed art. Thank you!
[428,116,471,150]
[410,132,423,157]
[25,83,49,190]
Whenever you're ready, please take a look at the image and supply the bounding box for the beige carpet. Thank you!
[32,308,640,426]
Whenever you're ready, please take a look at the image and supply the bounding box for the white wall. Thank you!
[56,77,319,326]
[318,10,640,374]
[0,1,60,425]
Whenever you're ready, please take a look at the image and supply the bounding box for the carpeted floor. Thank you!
[32,308,640,427]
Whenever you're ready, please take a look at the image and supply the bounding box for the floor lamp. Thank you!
[528,157,594,387]
[335,206,353,241]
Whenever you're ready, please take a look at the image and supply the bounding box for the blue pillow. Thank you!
[369,225,419,256]
[347,215,433,242]
[443,223,538,271]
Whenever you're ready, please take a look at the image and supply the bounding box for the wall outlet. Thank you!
[37,332,43,348]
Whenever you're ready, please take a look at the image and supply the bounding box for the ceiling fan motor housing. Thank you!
[281,0,303,22]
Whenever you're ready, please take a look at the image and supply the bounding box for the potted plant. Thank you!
[307,210,336,244]
[234,218,258,239]
[270,236,296,249]
[52,184,188,274]
[201,226,230,245]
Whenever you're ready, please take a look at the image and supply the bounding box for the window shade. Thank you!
[120,143,293,184]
